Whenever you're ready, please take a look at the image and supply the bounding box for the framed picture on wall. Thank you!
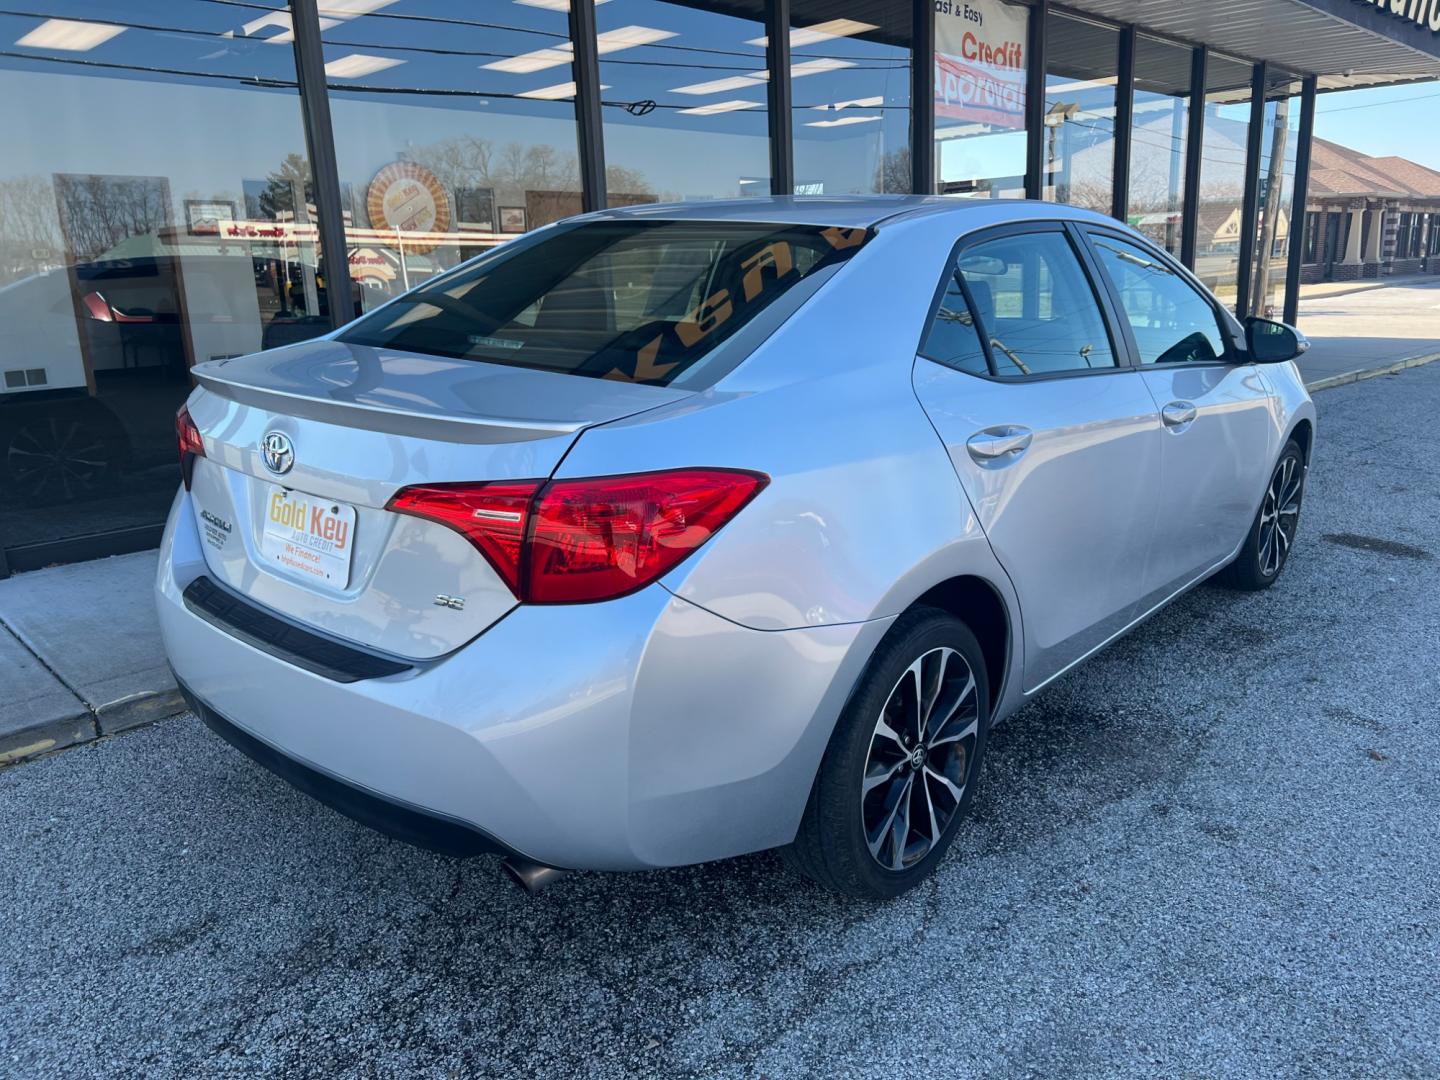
[185,199,237,236]
[455,186,496,232]
[498,206,527,234]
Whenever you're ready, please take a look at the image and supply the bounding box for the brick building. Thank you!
[1301,139,1440,283]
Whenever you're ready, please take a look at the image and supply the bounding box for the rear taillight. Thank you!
[386,468,768,604]
[526,470,766,603]
[175,404,205,489]
[387,481,539,597]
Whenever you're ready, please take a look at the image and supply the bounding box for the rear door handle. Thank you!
[1161,401,1197,428]
[966,426,1033,464]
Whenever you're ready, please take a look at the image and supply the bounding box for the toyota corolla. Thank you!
[157,197,1315,899]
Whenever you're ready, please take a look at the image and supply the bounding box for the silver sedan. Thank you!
[158,197,1315,900]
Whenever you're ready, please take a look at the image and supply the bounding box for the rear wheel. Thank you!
[783,608,989,900]
[1,405,122,505]
[1215,438,1305,591]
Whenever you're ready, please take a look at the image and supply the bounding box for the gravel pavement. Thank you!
[4,364,1440,1079]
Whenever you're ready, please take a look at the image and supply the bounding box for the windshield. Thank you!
[339,220,869,386]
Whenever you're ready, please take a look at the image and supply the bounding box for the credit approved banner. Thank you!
[934,0,1028,129]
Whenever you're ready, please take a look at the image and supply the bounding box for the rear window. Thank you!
[340,220,869,386]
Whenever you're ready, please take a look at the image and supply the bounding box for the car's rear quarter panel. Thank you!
[561,212,1029,714]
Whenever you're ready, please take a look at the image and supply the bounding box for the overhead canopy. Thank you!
[1064,0,1440,90]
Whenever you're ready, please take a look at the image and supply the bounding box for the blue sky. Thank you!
[1313,83,1440,170]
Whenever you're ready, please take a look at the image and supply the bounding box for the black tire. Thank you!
[0,400,125,506]
[782,607,990,900]
[1215,438,1306,591]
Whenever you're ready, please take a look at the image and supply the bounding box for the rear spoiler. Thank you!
[193,368,585,445]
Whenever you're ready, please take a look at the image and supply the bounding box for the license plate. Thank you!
[260,484,357,590]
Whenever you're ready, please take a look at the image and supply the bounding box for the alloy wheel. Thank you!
[861,646,980,872]
[1258,454,1303,577]
[6,418,109,502]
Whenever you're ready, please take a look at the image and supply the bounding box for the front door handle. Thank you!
[1161,401,1197,428]
[966,426,1033,464]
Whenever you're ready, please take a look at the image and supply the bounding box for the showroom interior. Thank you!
[1,0,1438,574]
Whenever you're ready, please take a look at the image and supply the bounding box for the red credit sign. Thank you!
[934,0,1028,130]
[935,49,1026,127]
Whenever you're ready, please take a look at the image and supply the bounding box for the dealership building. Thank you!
[1,0,1439,574]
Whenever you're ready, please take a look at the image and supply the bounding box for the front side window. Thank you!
[1090,234,1227,365]
[953,232,1117,377]
[340,220,868,386]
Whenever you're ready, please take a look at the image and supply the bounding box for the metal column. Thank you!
[1180,46,1207,269]
[1235,62,1267,319]
[766,0,794,194]
[911,0,935,194]
[570,0,607,212]
[1111,26,1136,223]
[1283,75,1317,326]
[1024,0,1048,200]
[290,0,355,329]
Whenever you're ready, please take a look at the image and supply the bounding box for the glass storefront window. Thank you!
[790,0,911,195]
[597,0,770,203]
[0,1,323,550]
[1041,14,1118,213]
[1247,70,1302,318]
[321,1,583,315]
[933,0,1027,197]
[1128,35,1191,256]
[1194,54,1255,307]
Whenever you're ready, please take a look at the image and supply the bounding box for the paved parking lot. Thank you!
[4,363,1439,1079]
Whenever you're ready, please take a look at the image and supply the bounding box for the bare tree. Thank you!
[875,146,912,195]
[414,134,654,214]
[52,173,171,260]
[0,175,66,283]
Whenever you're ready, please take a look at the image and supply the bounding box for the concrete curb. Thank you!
[0,678,187,768]
[0,717,97,767]
[0,551,188,769]
[0,622,94,766]
[1307,350,1440,392]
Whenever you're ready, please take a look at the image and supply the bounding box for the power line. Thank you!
[1317,88,1440,115]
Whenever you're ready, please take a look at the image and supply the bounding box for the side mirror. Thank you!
[1245,316,1308,363]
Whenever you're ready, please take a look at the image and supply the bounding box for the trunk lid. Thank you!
[183,338,689,660]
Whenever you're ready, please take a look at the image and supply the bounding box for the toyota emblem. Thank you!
[260,431,295,475]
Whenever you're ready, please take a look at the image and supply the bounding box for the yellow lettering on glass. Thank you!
[675,289,733,348]
[740,243,794,301]
[820,227,867,250]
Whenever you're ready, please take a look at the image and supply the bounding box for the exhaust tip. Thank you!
[502,857,569,894]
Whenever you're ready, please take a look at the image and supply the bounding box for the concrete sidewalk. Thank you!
[1295,271,1435,303]
[0,551,181,764]
[1296,275,1440,389]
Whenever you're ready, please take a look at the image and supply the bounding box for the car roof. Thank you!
[585,195,1122,231]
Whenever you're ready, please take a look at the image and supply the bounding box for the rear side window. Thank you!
[340,220,869,386]
[950,231,1118,378]
[1089,234,1228,365]
[920,273,990,376]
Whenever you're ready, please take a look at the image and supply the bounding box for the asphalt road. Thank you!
[5,364,1440,1079]
[1297,276,1440,384]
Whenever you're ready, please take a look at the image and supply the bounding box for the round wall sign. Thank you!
[365,161,451,253]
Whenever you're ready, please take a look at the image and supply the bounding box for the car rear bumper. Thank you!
[157,490,893,871]
[177,676,514,860]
